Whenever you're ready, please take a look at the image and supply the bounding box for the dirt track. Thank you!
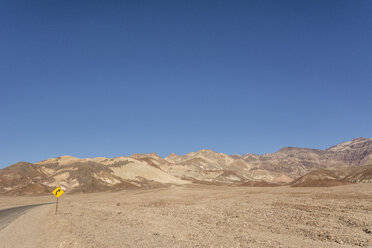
[0,184,371,247]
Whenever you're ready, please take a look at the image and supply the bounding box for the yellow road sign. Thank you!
[52,187,64,198]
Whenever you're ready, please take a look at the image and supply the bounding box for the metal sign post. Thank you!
[55,197,59,215]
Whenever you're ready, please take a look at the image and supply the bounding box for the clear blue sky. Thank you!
[1,0,371,168]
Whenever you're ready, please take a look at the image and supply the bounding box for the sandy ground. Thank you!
[0,184,371,248]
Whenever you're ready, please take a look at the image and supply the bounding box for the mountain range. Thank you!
[0,137,371,195]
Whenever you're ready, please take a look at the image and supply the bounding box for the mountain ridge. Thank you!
[1,137,371,195]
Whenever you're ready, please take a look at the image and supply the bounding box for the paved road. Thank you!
[0,203,54,231]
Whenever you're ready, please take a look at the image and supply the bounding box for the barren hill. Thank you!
[235,137,372,178]
[0,137,371,195]
[291,164,372,187]
[0,155,189,195]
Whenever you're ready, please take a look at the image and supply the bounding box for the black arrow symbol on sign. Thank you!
[55,189,61,196]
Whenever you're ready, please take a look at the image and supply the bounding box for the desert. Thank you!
[1,138,372,247]
[2,1,371,247]
[0,184,372,248]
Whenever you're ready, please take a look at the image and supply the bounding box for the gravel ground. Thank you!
[0,184,371,247]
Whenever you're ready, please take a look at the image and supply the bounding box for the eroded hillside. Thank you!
[0,137,371,195]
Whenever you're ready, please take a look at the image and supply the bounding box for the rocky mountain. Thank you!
[0,137,371,195]
[235,137,372,178]
[164,149,292,184]
[0,155,189,195]
[291,164,372,187]
[344,164,372,183]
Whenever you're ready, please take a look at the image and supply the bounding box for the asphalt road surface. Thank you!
[0,203,54,231]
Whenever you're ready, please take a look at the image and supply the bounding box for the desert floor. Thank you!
[0,184,371,248]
